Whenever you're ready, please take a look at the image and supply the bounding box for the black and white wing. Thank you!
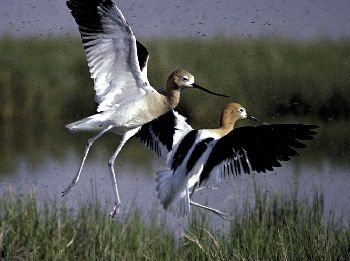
[136,110,193,161]
[200,124,318,184]
[67,0,152,112]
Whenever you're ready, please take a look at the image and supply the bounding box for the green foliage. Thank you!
[1,36,350,126]
[142,37,350,125]
[0,36,349,172]
[0,188,349,260]
[181,189,350,260]
[0,189,175,260]
[0,36,96,124]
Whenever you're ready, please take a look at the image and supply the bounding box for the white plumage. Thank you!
[63,0,228,217]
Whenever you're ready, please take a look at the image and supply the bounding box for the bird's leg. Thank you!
[109,127,140,218]
[190,183,219,198]
[194,184,219,192]
[190,183,198,198]
[190,200,233,221]
[61,125,114,197]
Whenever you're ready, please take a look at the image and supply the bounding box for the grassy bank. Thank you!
[0,36,349,172]
[0,189,349,260]
[1,36,350,125]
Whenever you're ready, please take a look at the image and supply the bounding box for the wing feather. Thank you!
[200,124,318,184]
[67,0,152,112]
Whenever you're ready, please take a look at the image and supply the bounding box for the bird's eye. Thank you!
[181,76,189,81]
[238,108,244,112]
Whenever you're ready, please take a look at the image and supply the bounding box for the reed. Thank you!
[0,188,349,260]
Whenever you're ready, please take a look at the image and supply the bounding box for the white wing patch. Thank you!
[69,0,153,112]
[166,111,193,163]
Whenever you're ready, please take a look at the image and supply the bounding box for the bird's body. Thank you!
[140,103,318,219]
[156,129,220,216]
[66,87,175,134]
[63,0,228,217]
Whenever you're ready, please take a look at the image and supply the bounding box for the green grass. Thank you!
[0,36,349,172]
[0,36,95,125]
[1,36,349,259]
[1,188,349,260]
[0,36,350,126]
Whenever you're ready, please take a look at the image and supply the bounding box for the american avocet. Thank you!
[141,103,318,220]
[62,0,228,217]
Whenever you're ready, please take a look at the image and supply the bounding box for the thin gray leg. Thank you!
[109,127,140,218]
[190,200,233,221]
[190,183,198,198]
[194,184,219,192]
[61,125,114,197]
[190,183,219,198]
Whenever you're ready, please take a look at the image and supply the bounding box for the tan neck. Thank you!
[165,88,181,109]
[209,116,238,137]
[210,123,235,137]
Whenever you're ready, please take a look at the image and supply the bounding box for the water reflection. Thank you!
[1,117,349,174]
[0,119,350,227]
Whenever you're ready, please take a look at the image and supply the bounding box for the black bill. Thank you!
[247,115,269,125]
[191,83,229,97]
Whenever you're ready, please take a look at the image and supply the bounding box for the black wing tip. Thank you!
[67,0,114,14]
[299,124,319,140]
[200,123,319,185]
[136,40,149,72]
[304,124,319,133]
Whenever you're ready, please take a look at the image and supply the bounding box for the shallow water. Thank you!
[1,134,349,230]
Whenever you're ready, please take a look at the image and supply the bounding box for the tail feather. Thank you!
[156,169,191,217]
[156,169,174,209]
[66,114,109,132]
[175,189,190,217]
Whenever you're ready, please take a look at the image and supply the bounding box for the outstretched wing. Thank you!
[136,110,193,161]
[67,0,152,112]
[200,124,318,184]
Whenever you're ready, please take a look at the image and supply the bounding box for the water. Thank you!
[1,127,349,230]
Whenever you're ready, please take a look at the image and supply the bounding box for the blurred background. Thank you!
[0,0,349,225]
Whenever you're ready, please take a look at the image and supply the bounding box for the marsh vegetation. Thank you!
[0,36,349,259]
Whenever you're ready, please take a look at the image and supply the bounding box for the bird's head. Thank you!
[166,69,229,97]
